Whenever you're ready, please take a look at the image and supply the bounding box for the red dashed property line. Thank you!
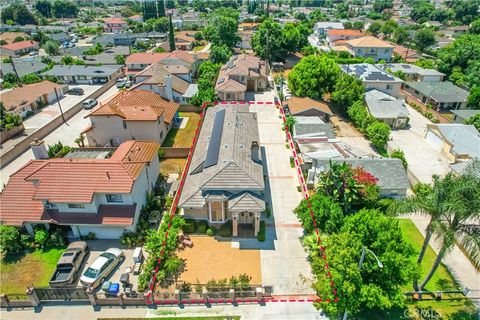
[147,101,209,304]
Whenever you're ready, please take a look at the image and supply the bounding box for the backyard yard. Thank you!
[176,236,262,286]
[0,247,65,296]
[160,158,187,176]
[162,112,201,148]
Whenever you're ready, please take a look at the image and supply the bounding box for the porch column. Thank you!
[24,223,34,237]
[208,202,212,222]
[221,202,225,222]
[232,212,238,237]
[72,225,81,238]
[254,212,260,236]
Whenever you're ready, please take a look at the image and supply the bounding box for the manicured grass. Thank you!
[162,112,201,148]
[98,317,240,320]
[192,45,206,52]
[398,219,457,292]
[0,247,65,295]
[160,158,187,175]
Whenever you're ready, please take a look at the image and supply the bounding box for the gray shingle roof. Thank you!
[228,191,265,211]
[293,116,335,139]
[451,109,480,121]
[179,104,264,209]
[341,64,403,83]
[41,65,121,77]
[315,158,411,191]
[366,99,409,119]
[432,124,480,158]
[1,59,46,77]
[405,81,469,103]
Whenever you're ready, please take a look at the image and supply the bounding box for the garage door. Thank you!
[425,130,443,150]
[78,226,126,239]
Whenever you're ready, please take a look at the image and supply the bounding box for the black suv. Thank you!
[67,87,85,95]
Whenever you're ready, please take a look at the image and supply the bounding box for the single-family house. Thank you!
[451,110,480,124]
[341,64,404,98]
[215,54,269,101]
[284,96,333,122]
[128,15,143,22]
[390,43,421,62]
[293,116,336,141]
[0,40,39,57]
[104,17,127,32]
[425,124,480,162]
[313,158,410,197]
[160,31,197,51]
[327,29,364,47]
[314,22,344,37]
[1,57,47,77]
[1,81,67,118]
[0,32,28,44]
[81,46,130,66]
[0,140,160,239]
[84,90,179,147]
[365,90,409,129]
[239,22,260,31]
[403,81,469,110]
[125,52,170,76]
[378,63,445,82]
[41,65,122,84]
[178,104,265,237]
[237,30,254,50]
[444,25,469,38]
[181,10,206,28]
[48,32,70,44]
[345,36,394,62]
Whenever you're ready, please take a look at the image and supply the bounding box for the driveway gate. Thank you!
[35,287,89,301]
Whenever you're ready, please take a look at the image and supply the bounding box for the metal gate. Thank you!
[35,287,89,301]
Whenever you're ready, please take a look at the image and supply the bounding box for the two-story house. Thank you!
[83,90,179,147]
[215,54,269,101]
[346,36,394,62]
[104,17,128,32]
[0,40,39,57]
[125,52,170,77]
[327,29,364,47]
[377,63,445,82]
[0,140,160,239]
[340,63,404,98]
[314,22,344,37]
[178,104,265,237]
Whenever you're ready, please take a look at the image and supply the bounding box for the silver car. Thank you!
[80,248,125,288]
[82,99,97,109]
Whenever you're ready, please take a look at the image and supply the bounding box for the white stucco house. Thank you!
[0,140,160,239]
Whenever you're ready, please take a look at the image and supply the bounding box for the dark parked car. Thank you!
[67,87,85,95]
[49,241,89,287]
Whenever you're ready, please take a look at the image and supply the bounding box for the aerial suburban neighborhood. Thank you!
[0,1,479,320]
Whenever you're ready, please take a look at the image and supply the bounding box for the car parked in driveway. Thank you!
[82,98,98,109]
[67,87,84,95]
[49,241,89,288]
[116,79,126,88]
[80,248,125,288]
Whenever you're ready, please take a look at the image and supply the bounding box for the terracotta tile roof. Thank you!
[332,39,348,46]
[48,204,136,225]
[135,62,190,94]
[104,17,127,25]
[346,36,395,48]
[164,65,190,74]
[215,54,267,93]
[0,141,159,225]
[125,52,169,65]
[166,50,195,64]
[284,97,333,115]
[327,29,364,37]
[216,79,246,92]
[1,81,66,112]
[175,31,197,43]
[0,40,38,51]
[0,32,27,44]
[88,90,179,124]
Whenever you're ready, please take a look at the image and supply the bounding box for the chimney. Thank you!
[165,75,174,101]
[30,139,49,159]
[251,141,260,163]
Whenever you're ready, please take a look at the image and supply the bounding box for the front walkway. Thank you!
[246,91,315,295]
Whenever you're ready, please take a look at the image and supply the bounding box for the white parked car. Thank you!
[116,78,126,88]
[82,99,98,110]
[80,248,125,288]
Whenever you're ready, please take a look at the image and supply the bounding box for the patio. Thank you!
[176,236,262,286]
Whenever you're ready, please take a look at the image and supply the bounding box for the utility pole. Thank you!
[265,29,270,67]
[54,88,69,126]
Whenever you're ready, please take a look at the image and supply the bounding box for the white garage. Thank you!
[425,129,443,151]
[77,225,129,239]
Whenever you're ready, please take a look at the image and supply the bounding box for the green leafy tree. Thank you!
[287,55,340,99]
[43,40,60,56]
[115,55,126,65]
[0,225,23,254]
[21,74,42,84]
[366,121,391,149]
[464,112,480,130]
[347,100,376,132]
[367,21,382,36]
[1,4,37,25]
[52,0,79,18]
[203,8,240,49]
[373,0,393,13]
[35,0,52,18]
[331,74,364,109]
[294,194,344,234]
[414,28,435,52]
[168,14,175,51]
[380,20,398,38]
[470,18,480,35]
[314,209,416,318]
[393,26,409,44]
[251,18,286,61]
[452,0,479,24]
[153,17,169,32]
[389,148,408,169]
[467,86,480,110]
[157,0,166,17]
[209,44,232,64]
[410,1,435,23]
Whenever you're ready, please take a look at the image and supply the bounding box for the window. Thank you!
[123,121,127,129]
[386,84,393,90]
[160,131,163,140]
[68,203,85,209]
[106,194,123,203]
[370,49,375,53]
[240,76,245,82]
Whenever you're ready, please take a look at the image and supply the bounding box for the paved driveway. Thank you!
[388,104,451,183]
[244,90,314,295]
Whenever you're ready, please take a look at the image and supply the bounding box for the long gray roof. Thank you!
[179,104,264,209]
[405,81,469,103]
[315,158,411,190]
[41,65,121,77]
[433,124,480,158]
[1,59,47,77]
[367,99,409,119]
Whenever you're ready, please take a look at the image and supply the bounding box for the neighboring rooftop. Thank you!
[451,109,480,120]
[346,36,395,48]
[428,124,480,158]
[341,64,403,83]
[327,29,364,37]
[216,54,268,93]
[0,40,38,51]
[125,52,170,66]
[293,116,335,139]
[367,99,409,119]
[1,58,47,77]
[41,65,121,77]
[378,63,445,77]
[1,81,65,112]
[405,81,469,103]
[284,96,333,116]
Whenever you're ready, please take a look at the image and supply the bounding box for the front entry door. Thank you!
[239,212,247,224]
[247,80,255,90]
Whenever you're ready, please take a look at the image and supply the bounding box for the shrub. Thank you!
[265,206,272,218]
[121,232,143,248]
[80,232,97,241]
[176,282,192,292]
[197,221,207,233]
[257,221,266,242]
[206,228,215,236]
[46,229,66,247]
[0,225,23,254]
[219,221,232,237]
[183,219,196,233]
[34,228,48,247]
[389,148,408,169]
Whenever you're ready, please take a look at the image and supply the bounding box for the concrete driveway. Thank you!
[246,90,314,295]
[388,104,451,183]
[80,240,141,291]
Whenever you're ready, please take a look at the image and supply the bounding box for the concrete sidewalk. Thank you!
[402,215,480,303]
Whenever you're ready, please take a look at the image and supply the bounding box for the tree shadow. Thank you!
[1,251,28,265]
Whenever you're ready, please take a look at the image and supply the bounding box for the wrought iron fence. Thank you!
[35,287,88,301]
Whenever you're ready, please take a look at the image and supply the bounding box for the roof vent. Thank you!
[223,144,229,149]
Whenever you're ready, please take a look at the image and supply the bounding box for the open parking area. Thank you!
[388,104,451,183]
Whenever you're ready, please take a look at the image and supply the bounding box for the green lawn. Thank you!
[0,247,65,295]
[162,112,201,148]
[98,317,240,320]
[192,45,206,52]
